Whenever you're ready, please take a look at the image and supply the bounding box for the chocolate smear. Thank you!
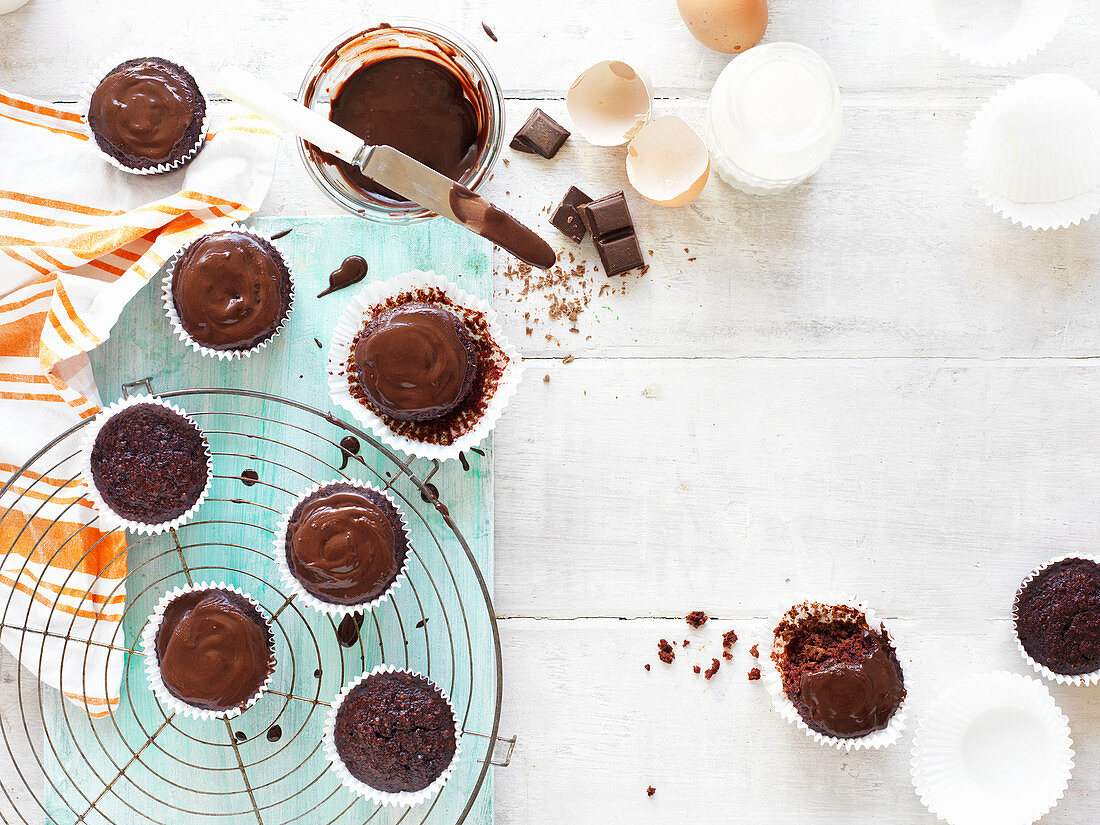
[338,435,361,471]
[240,469,259,487]
[318,255,368,298]
[449,183,555,270]
[336,612,365,647]
[269,228,293,240]
[482,22,498,42]
[266,725,282,743]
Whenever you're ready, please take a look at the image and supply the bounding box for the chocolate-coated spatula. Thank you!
[217,67,556,270]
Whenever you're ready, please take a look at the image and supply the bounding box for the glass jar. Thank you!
[704,42,842,196]
[297,20,505,223]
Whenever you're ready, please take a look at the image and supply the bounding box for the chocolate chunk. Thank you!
[550,186,592,242]
[509,108,570,159]
[581,191,644,277]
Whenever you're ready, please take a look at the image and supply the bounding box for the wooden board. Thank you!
[28,217,497,825]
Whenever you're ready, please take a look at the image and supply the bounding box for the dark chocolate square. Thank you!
[595,232,644,277]
[550,186,592,243]
[581,191,634,239]
[510,108,570,159]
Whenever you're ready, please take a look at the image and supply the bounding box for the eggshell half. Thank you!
[676,0,769,55]
[566,60,653,147]
[626,115,711,207]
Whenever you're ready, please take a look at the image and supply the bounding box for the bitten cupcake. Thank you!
[762,600,907,749]
[1014,555,1100,684]
[324,666,460,806]
[275,481,409,615]
[165,227,294,357]
[81,395,212,534]
[141,583,275,720]
[328,271,523,461]
[86,57,207,173]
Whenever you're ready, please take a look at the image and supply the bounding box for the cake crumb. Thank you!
[749,644,759,658]
[657,639,675,664]
[543,374,550,382]
[722,651,733,660]
[562,354,574,364]
[647,786,656,797]
[644,663,651,671]
[692,665,701,674]
[685,610,708,629]
[682,639,690,647]
[748,667,761,681]
[704,658,720,680]
[722,629,738,649]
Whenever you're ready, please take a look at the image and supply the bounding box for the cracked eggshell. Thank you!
[626,115,710,207]
[676,0,769,55]
[566,60,653,147]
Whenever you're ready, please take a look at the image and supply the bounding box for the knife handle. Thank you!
[216,66,364,164]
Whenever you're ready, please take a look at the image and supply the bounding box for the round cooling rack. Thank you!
[0,385,513,825]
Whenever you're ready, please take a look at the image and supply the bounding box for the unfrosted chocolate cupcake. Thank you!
[89,400,210,527]
[87,57,206,171]
[283,483,408,607]
[1015,557,1100,676]
[773,603,905,739]
[153,587,274,713]
[332,670,457,794]
[171,230,293,352]
[352,302,478,422]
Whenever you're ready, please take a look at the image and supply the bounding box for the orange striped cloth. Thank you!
[0,88,281,717]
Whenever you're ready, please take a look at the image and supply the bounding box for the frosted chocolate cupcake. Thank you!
[87,57,207,172]
[167,228,294,355]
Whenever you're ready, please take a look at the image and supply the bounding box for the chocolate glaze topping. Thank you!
[172,231,290,350]
[450,184,556,270]
[88,58,203,167]
[155,589,272,711]
[319,255,368,298]
[354,302,477,422]
[285,484,407,605]
[329,56,481,202]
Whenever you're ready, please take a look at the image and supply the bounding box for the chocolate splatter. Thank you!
[471,447,485,457]
[420,481,440,504]
[415,618,428,629]
[266,725,282,743]
[336,612,365,647]
[240,469,259,487]
[314,337,323,349]
[313,668,322,678]
[270,227,293,240]
[482,21,498,42]
[459,452,470,472]
[234,730,247,742]
[318,255,368,298]
[338,435,361,471]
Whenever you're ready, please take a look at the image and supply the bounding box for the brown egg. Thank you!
[675,0,769,54]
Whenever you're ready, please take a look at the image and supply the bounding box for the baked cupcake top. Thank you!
[773,603,905,739]
[89,402,209,525]
[353,302,477,422]
[171,230,292,351]
[154,588,273,711]
[1015,557,1100,675]
[285,483,408,606]
[334,670,457,793]
[88,57,206,169]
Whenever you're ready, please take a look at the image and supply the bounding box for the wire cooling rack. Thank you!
[0,385,512,825]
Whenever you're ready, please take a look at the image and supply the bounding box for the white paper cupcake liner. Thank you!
[162,223,296,360]
[79,57,209,175]
[926,0,1070,67]
[965,74,1100,230]
[760,597,908,751]
[327,270,523,462]
[79,394,213,535]
[323,665,462,807]
[273,480,410,618]
[140,582,276,721]
[911,671,1074,825]
[1012,553,1100,687]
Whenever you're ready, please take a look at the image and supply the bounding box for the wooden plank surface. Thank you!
[2,0,1100,822]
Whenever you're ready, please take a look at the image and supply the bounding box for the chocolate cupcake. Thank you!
[141,583,275,719]
[82,395,212,534]
[325,667,460,805]
[763,600,907,749]
[329,271,523,460]
[276,481,409,613]
[1014,556,1100,683]
[166,228,294,356]
[86,57,207,173]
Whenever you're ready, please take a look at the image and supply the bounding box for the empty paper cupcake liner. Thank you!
[323,665,462,807]
[162,223,296,360]
[140,582,276,721]
[327,270,523,462]
[273,479,410,618]
[760,597,908,751]
[1012,553,1100,687]
[911,671,1074,825]
[79,394,213,535]
[965,74,1100,230]
[79,57,209,175]
[926,0,1071,67]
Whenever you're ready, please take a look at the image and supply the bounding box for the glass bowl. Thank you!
[297,19,505,224]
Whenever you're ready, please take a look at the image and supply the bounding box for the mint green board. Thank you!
[37,217,497,825]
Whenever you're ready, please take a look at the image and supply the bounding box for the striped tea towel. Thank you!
[0,88,281,717]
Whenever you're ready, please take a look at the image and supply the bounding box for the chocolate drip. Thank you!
[338,435,361,471]
[449,184,556,270]
[337,612,365,647]
[319,256,369,298]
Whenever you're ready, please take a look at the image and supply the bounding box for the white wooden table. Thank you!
[4,1,1100,822]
